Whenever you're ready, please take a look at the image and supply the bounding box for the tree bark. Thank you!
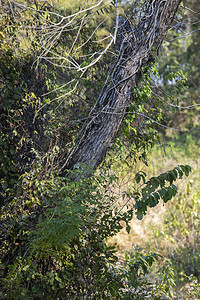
[59,0,181,173]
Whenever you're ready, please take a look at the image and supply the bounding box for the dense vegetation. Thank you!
[0,0,199,299]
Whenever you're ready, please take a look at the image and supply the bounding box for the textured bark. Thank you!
[59,0,182,173]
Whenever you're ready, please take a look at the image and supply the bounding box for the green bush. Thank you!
[0,158,192,299]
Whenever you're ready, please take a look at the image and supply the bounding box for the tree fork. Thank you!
[59,0,182,173]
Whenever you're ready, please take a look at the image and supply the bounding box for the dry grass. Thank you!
[107,134,200,258]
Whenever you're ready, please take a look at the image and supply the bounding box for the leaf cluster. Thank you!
[134,165,191,219]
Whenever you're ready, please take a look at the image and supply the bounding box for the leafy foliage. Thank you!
[0,0,198,299]
[1,160,191,299]
[125,165,191,221]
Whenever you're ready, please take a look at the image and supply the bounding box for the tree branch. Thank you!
[59,0,182,173]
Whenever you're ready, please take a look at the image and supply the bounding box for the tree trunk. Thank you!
[59,0,181,173]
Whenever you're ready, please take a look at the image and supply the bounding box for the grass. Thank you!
[107,132,200,294]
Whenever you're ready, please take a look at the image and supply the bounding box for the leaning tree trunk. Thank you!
[59,0,181,173]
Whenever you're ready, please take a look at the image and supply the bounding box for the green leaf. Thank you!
[135,171,146,184]
[135,173,141,184]
[171,184,178,196]
[166,171,175,184]
[126,224,131,234]
[180,164,191,177]
[136,211,143,220]
[148,195,158,207]
[158,188,167,200]
[175,166,184,179]
[157,175,165,187]
[149,177,159,191]
[153,192,160,202]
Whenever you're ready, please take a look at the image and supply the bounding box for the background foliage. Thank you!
[0,0,200,299]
